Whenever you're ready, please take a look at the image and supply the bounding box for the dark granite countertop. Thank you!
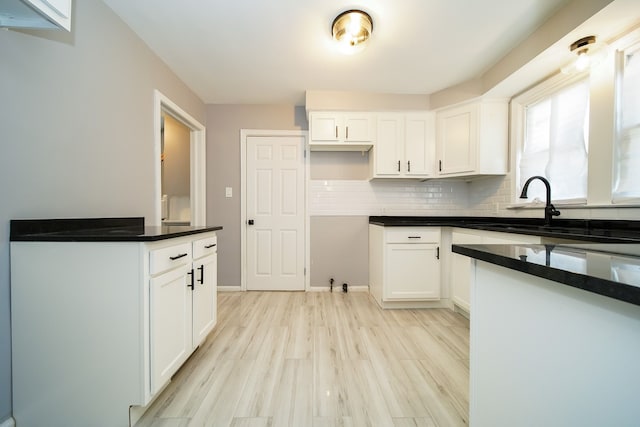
[10,217,222,242]
[452,243,640,306]
[369,216,640,243]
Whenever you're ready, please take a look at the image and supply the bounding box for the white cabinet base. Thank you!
[372,296,451,309]
[10,242,146,427]
[10,232,218,427]
[369,225,442,309]
[471,260,640,426]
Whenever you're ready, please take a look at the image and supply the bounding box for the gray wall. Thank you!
[0,0,205,420]
[205,105,376,288]
[205,105,308,286]
[310,216,369,288]
[309,153,370,288]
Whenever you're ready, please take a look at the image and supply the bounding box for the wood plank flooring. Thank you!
[135,292,469,427]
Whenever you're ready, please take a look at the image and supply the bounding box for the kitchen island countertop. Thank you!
[10,217,222,242]
[452,242,640,306]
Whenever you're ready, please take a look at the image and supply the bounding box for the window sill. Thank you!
[506,203,640,210]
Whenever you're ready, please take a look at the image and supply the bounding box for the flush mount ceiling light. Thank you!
[561,35,609,75]
[332,9,373,53]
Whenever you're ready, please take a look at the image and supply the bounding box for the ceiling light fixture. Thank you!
[561,35,609,75]
[332,9,373,53]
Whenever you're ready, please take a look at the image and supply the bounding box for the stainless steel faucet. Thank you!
[520,175,560,226]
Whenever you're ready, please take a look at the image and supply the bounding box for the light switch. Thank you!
[225,187,233,198]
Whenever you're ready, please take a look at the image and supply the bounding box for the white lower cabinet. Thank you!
[150,264,192,393]
[10,231,218,427]
[191,237,218,347]
[449,228,541,313]
[451,231,482,312]
[370,225,441,308]
[149,234,218,395]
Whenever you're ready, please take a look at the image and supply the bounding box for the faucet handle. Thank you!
[548,203,561,216]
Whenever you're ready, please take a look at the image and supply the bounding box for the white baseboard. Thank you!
[1,416,15,427]
[376,298,452,309]
[308,285,369,292]
[218,285,370,293]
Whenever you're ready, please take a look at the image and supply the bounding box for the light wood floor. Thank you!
[136,291,470,427]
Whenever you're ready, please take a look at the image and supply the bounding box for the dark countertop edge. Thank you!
[452,244,640,307]
[10,218,222,242]
[368,216,640,243]
[10,226,223,242]
[11,217,145,237]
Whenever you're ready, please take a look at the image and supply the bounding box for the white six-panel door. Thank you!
[246,135,305,291]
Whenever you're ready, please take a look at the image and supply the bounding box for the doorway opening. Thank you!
[154,90,206,226]
[161,113,191,225]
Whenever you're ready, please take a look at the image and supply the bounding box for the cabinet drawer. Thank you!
[193,235,217,259]
[150,242,192,275]
[386,228,440,243]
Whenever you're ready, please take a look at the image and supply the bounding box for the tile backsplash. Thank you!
[310,179,472,216]
[310,174,640,219]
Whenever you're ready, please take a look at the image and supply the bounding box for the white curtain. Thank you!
[519,80,590,202]
[613,45,640,200]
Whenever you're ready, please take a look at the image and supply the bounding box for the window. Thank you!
[613,43,640,201]
[517,79,590,203]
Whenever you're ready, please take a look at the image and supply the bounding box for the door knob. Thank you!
[248,219,254,225]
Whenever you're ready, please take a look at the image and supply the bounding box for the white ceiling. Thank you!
[102,0,595,105]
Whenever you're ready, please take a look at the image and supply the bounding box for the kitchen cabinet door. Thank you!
[192,254,217,347]
[481,231,541,245]
[449,228,542,314]
[370,112,435,179]
[309,111,373,151]
[150,265,192,394]
[385,243,440,300]
[344,113,373,141]
[310,112,341,142]
[437,103,477,175]
[451,231,482,312]
[436,99,508,178]
[404,112,436,177]
[373,114,404,176]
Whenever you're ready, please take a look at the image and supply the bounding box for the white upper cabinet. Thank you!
[371,114,403,176]
[405,112,436,177]
[436,99,508,178]
[309,111,373,151]
[370,112,436,179]
[0,0,72,31]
